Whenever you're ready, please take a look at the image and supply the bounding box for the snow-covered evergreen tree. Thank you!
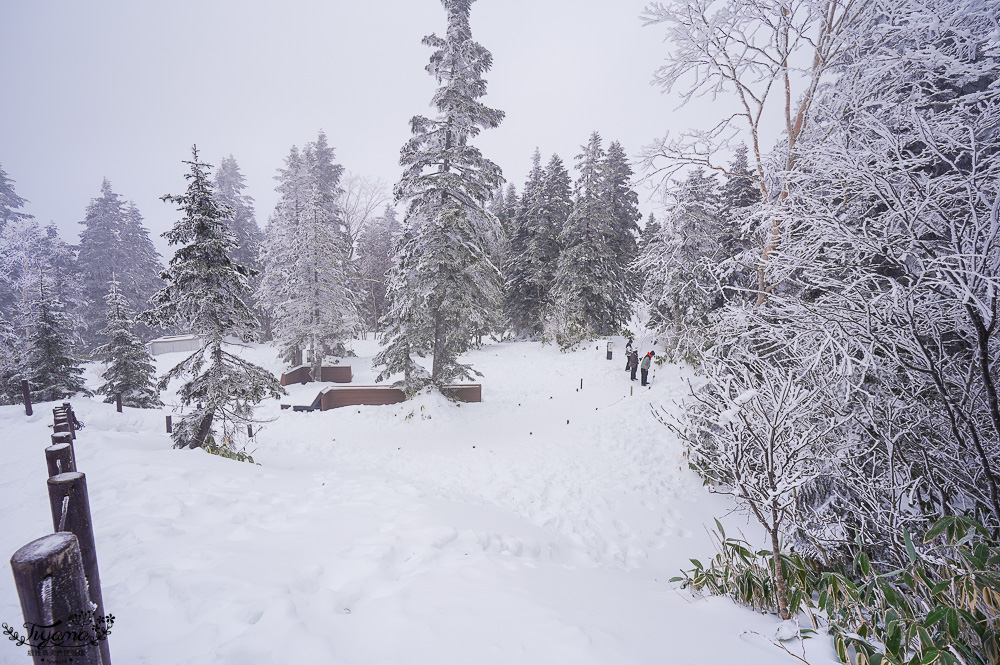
[356,204,401,335]
[547,132,628,344]
[23,277,89,402]
[257,133,358,372]
[77,180,161,347]
[143,146,283,451]
[504,150,546,336]
[0,315,17,404]
[637,168,724,360]
[375,0,504,392]
[94,279,161,408]
[214,155,262,276]
[602,141,641,302]
[0,163,31,233]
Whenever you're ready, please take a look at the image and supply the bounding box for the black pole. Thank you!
[115,393,122,413]
[166,415,172,433]
[45,443,76,477]
[21,379,31,416]
[10,532,103,665]
[47,472,111,665]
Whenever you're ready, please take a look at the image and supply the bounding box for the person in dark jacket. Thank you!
[640,351,654,386]
[624,339,634,370]
[629,349,639,381]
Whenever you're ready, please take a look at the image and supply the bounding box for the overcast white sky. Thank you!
[1,0,710,254]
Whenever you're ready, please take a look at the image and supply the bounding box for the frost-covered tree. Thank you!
[547,132,629,344]
[94,280,161,408]
[77,180,161,347]
[0,163,32,233]
[505,149,546,336]
[356,204,401,335]
[257,133,358,372]
[602,140,642,301]
[23,278,89,403]
[376,0,504,392]
[143,146,283,451]
[641,0,866,302]
[637,169,724,360]
[214,155,262,283]
[337,172,391,258]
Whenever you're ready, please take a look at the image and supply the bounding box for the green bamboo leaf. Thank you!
[904,530,917,564]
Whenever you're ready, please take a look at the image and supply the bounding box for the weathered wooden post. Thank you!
[115,393,122,413]
[47,472,111,665]
[580,378,583,390]
[45,443,76,477]
[165,415,172,433]
[247,424,253,438]
[21,379,32,416]
[10,532,103,665]
[50,432,77,469]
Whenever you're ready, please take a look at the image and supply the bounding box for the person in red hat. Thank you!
[640,350,655,386]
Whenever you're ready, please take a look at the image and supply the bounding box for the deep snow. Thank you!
[1,338,840,664]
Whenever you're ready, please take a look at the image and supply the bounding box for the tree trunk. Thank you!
[770,526,791,621]
[192,410,215,449]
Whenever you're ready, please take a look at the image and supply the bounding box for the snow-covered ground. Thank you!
[0,338,839,664]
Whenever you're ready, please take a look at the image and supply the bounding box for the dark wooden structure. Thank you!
[280,384,482,412]
[279,365,353,386]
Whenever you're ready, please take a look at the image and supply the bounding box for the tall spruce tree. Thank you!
[78,180,161,347]
[602,141,642,303]
[547,132,627,343]
[143,146,283,451]
[213,155,262,276]
[94,280,161,408]
[257,133,358,372]
[375,0,504,392]
[505,149,545,336]
[23,277,89,402]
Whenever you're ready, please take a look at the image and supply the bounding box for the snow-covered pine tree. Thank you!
[504,149,545,336]
[602,141,641,301]
[716,145,760,303]
[548,132,627,344]
[214,155,262,277]
[0,163,32,233]
[119,201,164,338]
[77,179,127,347]
[375,0,504,392]
[23,276,89,402]
[257,134,358,373]
[94,279,161,408]
[78,180,162,348]
[637,168,723,361]
[356,204,401,335]
[143,146,283,451]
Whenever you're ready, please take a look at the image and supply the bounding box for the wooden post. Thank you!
[50,432,76,470]
[630,386,633,396]
[165,415,172,433]
[10,532,103,665]
[21,379,32,416]
[580,378,583,390]
[247,424,253,438]
[45,443,76,477]
[47,472,111,665]
[115,393,122,413]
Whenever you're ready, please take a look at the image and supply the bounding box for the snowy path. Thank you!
[0,340,838,664]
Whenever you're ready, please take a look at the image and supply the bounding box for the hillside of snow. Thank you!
[0,338,839,664]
